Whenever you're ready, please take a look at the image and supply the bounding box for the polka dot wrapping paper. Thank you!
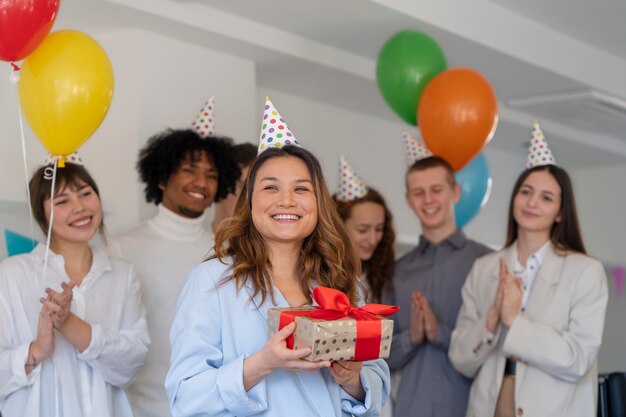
[267,307,394,362]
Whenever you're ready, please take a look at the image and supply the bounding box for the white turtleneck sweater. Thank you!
[106,205,214,417]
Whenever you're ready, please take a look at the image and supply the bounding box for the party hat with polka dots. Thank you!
[191,96,216,138]
[404,132,433,166]
[258,97,300,154]
[526,121,556,168]
[45,152,83,168]
[336,155,368,202]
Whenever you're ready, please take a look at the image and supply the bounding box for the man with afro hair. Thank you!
[107,128,240,417]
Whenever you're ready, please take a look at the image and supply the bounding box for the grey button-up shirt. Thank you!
[384,230,492,417]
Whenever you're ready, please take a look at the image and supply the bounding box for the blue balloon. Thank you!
[454,153,492,229]
[4,229,38,257]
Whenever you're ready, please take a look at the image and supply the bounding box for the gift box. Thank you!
[268,286,398,362]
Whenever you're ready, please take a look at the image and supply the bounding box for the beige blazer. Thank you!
[449,243,608,417]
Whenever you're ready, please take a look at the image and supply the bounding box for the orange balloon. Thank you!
[418,68,498,171]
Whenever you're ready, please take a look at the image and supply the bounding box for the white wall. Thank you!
[572,164,626,266]
[572,164,626,373]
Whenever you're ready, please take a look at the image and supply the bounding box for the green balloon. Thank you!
[376,30,447,126]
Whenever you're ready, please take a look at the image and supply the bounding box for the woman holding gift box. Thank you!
[166,98,390,417]
[332,155,395,304]
[449,123,608,417]
[0,159,149,417]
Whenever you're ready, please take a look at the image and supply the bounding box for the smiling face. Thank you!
[160,151,218,218]
[406,165,460,235]
[44,180,103,245]
[251,156,318,250]
[513,170,562,237]
[344,201,385,261]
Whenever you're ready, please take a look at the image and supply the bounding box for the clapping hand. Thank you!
[414,292,439,342]
[44,281,77,329]
[409,292,425,345]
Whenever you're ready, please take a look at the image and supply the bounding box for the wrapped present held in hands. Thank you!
[268,286,399,362]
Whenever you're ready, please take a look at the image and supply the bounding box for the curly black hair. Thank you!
[137,129,241,204]
[231,142,257,167]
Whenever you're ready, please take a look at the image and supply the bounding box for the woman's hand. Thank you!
[45,281,76,329]
[243,322,330,390]
[329,360,365,401]
[27,298,57,373]
[486,259,507,333]
[500,264,523,328]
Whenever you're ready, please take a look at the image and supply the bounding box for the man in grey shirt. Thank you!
[385,156,492,417]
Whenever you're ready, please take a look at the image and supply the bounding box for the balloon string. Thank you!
[11,66,37,246]
[41,161,57,284]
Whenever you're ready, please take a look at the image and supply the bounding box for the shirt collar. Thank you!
[417,229,467,253]
[514,240,551,272]
[533,240,551,265]
[31,243,112,273]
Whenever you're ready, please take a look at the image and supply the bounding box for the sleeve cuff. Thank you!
[77,323,102,362]
[431,323,451,350]
[12,343,40,386]
[340,368,371,415]
[502,316,526,358]
[216,354,267,416]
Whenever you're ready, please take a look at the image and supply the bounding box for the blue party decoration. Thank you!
[4,229,38,257]
[454,153,492,229]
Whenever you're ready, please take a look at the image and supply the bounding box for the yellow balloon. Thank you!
[18,30,114,156]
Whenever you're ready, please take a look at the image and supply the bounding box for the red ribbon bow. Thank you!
[278,286,400,361]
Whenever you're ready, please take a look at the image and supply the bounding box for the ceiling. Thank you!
[57,0,626,167]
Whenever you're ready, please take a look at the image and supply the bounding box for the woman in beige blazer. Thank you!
[449,154,608,417]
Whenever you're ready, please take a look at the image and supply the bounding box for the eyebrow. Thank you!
[181,162,217,172]
[259,177,313,184]
[54,184,91,198]
[521,184,556,197]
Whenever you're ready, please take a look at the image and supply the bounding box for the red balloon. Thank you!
[418,68,498,171]
[0,0,61,62]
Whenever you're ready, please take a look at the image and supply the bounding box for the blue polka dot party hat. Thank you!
[403,132,433,166]
[526,121,556,168]
[336,155,368,202]
[258,97,300,154]
[191,95,216,139]
[45,152,83,168]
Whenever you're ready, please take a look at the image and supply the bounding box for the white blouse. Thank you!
[0,244,150,417]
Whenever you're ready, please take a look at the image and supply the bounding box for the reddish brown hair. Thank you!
[333,188,395,303]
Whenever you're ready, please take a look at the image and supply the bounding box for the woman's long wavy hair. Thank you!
[213,146,362,305]
[333,188,395,303]
[505,164,586,254]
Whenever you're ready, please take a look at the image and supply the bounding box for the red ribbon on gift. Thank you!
[278,286,400,361]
